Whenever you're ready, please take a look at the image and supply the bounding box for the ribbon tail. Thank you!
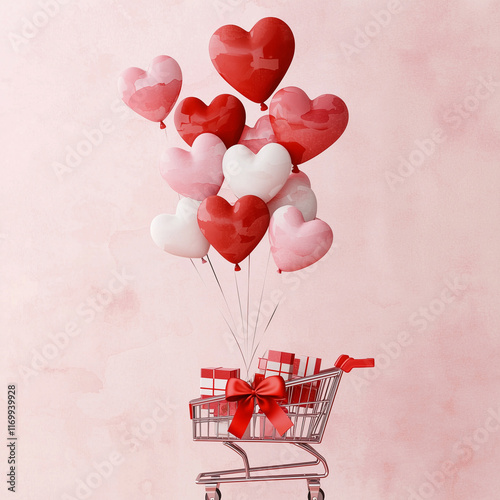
[228,398,254,439]
[260,398,293,436]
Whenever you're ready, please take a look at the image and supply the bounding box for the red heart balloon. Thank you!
[209,17,295,109]
[174,94,246,149]
[269,86,349,166]
[197,195,270,267]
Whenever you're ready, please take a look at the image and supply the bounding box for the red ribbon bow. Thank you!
[226,375,293,439]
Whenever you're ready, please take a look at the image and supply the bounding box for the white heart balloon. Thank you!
[222,143,292,203]
[150,198,209,258]
[267,171,317,222]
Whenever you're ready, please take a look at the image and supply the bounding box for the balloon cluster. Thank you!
[119,17,348,273]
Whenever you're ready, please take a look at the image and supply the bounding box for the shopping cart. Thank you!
[189,355,374,499]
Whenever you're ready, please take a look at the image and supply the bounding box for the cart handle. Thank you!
[335,355,375,373]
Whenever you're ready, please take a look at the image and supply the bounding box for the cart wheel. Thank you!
[308,488,325,500]
[205,488,221,500]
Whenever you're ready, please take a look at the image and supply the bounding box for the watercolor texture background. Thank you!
[1,1,500,499]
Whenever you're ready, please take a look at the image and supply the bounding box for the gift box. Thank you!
[202,399,238,417]
[291,355,321,407]
[257,350,295,380]
[293,355,322,378]
[290,378,319,407]
[253,372,265,386]
[200,367,240,396]
[218,400,238,417]
[200,367,240,416]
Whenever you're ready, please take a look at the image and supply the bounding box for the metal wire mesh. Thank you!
[190,368,342,443]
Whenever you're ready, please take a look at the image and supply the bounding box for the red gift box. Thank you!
[290,378,319,407]
[200,367,240,416]
[257,350,295,380]
[200,367,240,396]
[293,355,321,378]
[218,400,238,417]
[291,355,321,408]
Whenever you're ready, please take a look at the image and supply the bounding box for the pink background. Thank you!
[2,1,500,499]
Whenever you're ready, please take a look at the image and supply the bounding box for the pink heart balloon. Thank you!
[268,171,317,222]
[269,86,348,166]
[269,206,333,272]
[159,133,226,201]
[238,115,277,153]
[118,55,182,128]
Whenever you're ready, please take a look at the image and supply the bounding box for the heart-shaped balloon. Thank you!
[223,143,291,203]
[118,55,182,128]
[269,86,349,166]
[238,116,277,153]
[174,94,246,149]
[269,206,333,272]
[159,133,226,201]
[150,198,209,259]
[209,17,295,109]
[268,172,317,222]
[197,195,270,268]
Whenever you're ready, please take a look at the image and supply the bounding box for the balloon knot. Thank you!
[260,102,268,111]
[292,165,300,173]
[201,257,207,264]
[160,121,166,129]
[235,263,241,272]
[277,269,282,274]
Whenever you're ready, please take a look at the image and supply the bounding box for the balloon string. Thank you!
[206,254,238,333]
[250,250,271,366]
[190,258,247,370]
[190,258,233,330]
[206,254,249,372]
[249,299,281,369]
[234,269,246,367]
[246,255,251,376]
